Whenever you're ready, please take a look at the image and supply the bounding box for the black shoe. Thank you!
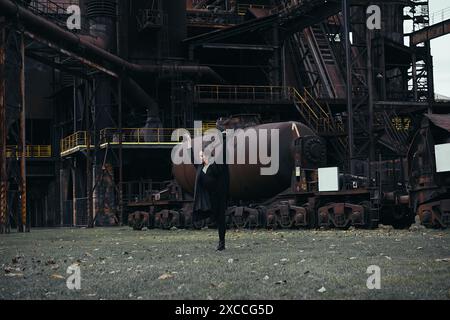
[216,241,225,251]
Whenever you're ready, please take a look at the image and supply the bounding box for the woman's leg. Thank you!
[216,209,226,250]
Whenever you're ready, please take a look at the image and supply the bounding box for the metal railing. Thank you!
[99,128,202,146]
[194,84,342,134]
[121,180,170,204]
[187,9,242,26]
[61,125,221,155]
[6,145,52,158]
[430,7,450,25]
[195,84,291,102]
[19,0,90,34]
[237,3,274,15]
[60,131,89,156]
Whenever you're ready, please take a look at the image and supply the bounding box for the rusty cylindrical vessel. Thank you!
[172,121,318,200]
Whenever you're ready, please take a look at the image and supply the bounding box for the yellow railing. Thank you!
[194,84,341,134]
[60,131,89,156]
[195,84,290,102]
[61,126,222,153]
[202,121,217,131]
[99,128,205,146]
[6,145,52,158]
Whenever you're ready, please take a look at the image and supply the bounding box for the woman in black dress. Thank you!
[193,150,229,251]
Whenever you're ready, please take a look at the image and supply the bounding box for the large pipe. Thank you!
[172,122,317,200]
[0,0,223,81]
[0,0,222,122]
[123,78,159,118]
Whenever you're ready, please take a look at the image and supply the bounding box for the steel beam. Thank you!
[72,158,76,226]
[343,0,354,175]
[410,19,450,46]
[0,23,7,234]
[118,77,123,226]
[367,30,375,165]
[19,31,28,232]
[86,80,93,228]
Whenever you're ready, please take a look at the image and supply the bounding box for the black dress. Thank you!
[193,160,229,242]
[193,163,227,219]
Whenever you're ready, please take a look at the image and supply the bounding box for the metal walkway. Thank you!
[410,7,450,46]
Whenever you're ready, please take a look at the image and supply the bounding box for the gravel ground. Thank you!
[0,226,449,300]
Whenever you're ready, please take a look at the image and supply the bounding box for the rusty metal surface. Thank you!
[318,203,366,228]
[172,121,316,200]
[0,24,6,233]
[418,199,450,228]
[410,19,450,46]
[424,113,450,132]
[19,32,28,232]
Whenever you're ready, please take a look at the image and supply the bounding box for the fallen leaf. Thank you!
[263,275,269,280]
[318,286,326,293]
[228,258,234,263]
[50,274,64,279]
[435,258,450,262]
[5,273,24,277]
[158,273,174,280]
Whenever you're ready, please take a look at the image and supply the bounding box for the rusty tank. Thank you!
[172,121,325,200]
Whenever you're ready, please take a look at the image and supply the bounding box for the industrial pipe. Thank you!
[123,77,159,118]
[0,0,224,82]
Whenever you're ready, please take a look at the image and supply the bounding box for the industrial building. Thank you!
[0,0,449,232]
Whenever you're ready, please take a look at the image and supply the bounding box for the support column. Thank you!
[367,29,375,165]
[19,32,28,232]
[0,23,7,234]
[343,0,354,175]
[59,167,68,226]
[271,23,281,86]
[412,52,418,101]
[425,40,434,113]
[118,77,123,226]
[72,158,77,226]
[86,80,93,228]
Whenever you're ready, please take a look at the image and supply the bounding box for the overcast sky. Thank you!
[428,0,450,96]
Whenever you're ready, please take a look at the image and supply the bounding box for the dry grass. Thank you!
[1,227,450,299]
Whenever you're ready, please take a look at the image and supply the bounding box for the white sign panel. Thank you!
[318,167,339,192]
[435,143,450,173]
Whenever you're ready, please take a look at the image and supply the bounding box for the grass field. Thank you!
[1,227,450,300]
